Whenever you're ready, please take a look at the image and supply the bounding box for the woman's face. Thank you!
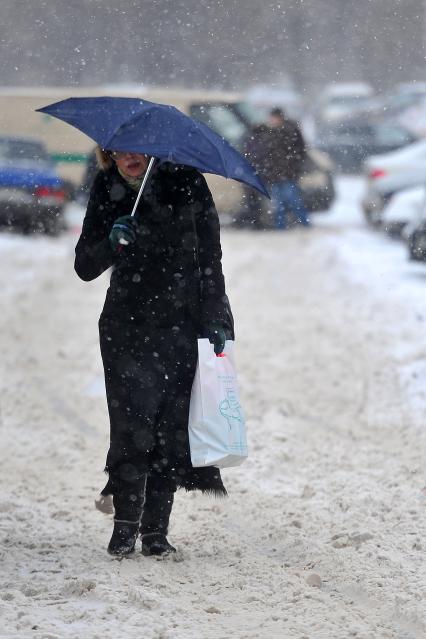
[111,151,150,178]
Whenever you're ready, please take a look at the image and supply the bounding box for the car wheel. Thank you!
[409,232,426,261]
[21,221,33,235]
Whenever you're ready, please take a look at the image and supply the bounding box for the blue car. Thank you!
[0,136,66,235]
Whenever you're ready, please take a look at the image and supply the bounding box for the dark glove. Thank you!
[109,215,137,252]
[203,322,227,355]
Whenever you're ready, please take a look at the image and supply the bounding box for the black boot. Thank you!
[107,520,139,556]
[141,532,176,556]
[140,476,176,556]
[107,480,144,556]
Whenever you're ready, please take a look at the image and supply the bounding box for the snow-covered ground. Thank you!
[0,177,425,639]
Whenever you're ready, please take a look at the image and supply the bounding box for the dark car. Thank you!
[0,136,66,235]
[316,120,417,173]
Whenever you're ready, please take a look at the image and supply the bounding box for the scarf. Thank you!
[117,167,145,191]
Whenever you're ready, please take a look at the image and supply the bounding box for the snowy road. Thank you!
[1,178,425,639]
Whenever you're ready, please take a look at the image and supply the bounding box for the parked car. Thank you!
[231,147,335,229]
[0,136,66,234]
[381,186,426,238]
[298,148,335,211]
[316,119,416,173]
[313,82,375,128]
[392,186,426,260]
[407,219,426,262]
[243,84,305,120]
[362,140,426,227]
[396,97,426,139]
[180,102,335,226]
[229,102,335,212]
[366,91,426,124]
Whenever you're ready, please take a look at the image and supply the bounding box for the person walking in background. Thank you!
[237,123,269,229]
[259,107,310,229]
[74,147,233,558]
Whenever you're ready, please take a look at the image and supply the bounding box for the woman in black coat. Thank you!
[75,148,233,557]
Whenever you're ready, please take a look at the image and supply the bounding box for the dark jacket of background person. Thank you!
[235,124,270,228]
[258,118,307,183]
[243,124,269,175]
[74,161,233,496]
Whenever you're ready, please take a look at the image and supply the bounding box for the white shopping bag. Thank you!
[188,338,248,468]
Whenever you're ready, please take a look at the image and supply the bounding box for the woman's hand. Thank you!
[109,215,138,252]
[203,322,226,355]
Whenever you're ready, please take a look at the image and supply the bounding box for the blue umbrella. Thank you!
[36,96,269,201]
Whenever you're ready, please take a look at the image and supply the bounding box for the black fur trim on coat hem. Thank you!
[181,486,228,497]
[178,480,227,497]
[176,466,227,496]
[100,467,227,499]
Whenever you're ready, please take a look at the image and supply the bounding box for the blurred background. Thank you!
[1,0,425,92]
[1,0,426,259]
[1,6,426,634]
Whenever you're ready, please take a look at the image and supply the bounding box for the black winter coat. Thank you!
[75,162,233,333]
[75,162,232,496]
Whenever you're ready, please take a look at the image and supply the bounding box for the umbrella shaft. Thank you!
[131,156,156,216]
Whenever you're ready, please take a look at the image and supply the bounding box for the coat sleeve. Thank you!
[190,173,233,333]
[74,175,115,282]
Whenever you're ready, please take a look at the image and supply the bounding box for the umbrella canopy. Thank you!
[36,96,269,197]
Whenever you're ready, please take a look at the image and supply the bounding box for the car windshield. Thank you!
[321,123,372,142]
[321,122,413,146]
[235,102,270,125]
[373,125,414,146]
[0,139,50,163]
[190,104,248,150]
[329,96,371,107]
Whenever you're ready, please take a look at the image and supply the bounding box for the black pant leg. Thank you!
[140,474,176,535]
[113,475,146,523]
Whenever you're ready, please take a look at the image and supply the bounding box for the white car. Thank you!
[362,140,426,226]
[381,186,426,237]
[397,97,426,138]
[244,85,305,120]
[314,82,375,125]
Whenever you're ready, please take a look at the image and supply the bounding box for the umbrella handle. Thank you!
[118,156,156,245]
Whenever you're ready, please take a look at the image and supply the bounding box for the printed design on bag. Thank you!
[219,389,243,430]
